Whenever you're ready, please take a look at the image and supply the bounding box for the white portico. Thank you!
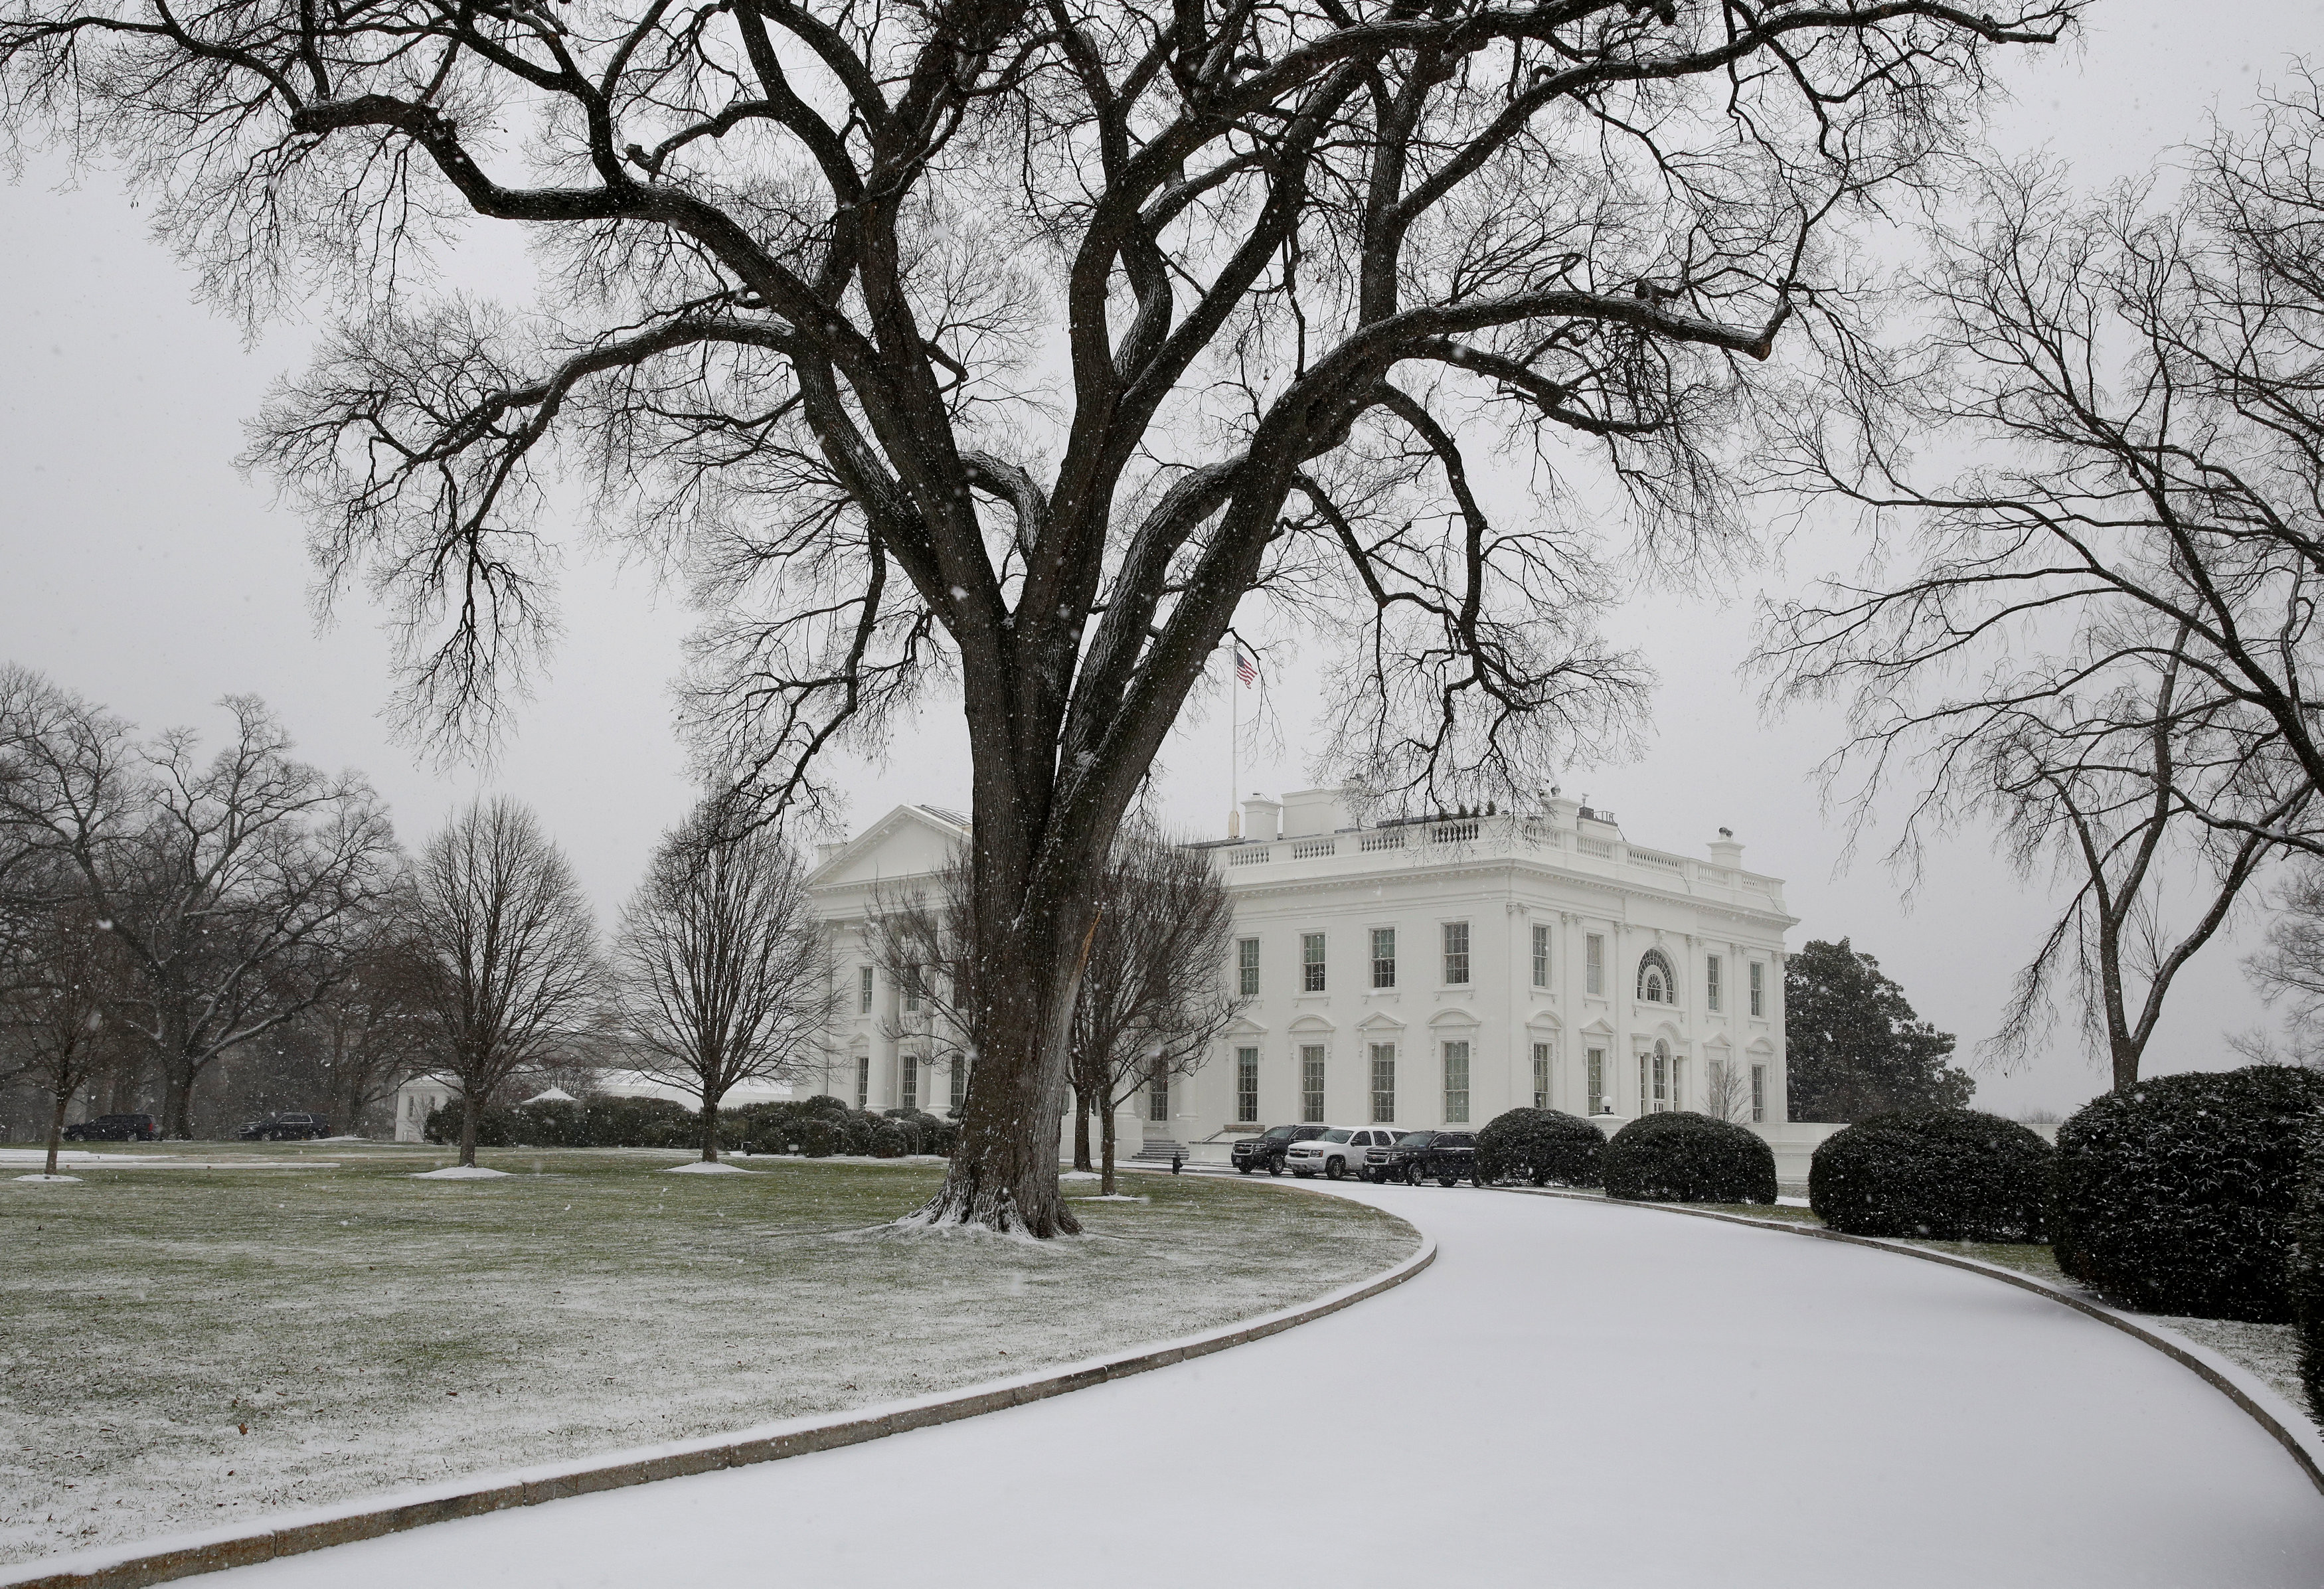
[1174,789,1795,1147]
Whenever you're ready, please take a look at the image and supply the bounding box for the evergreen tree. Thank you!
[1785,940,1971,1122]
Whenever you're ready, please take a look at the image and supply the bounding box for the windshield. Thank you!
[1262,1126,1296,1141]
[1321,1129,1353,1143]
[1396,1132,1436,1147]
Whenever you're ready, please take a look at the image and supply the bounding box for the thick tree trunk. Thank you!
[700,1094,721,1162]
[1100,1104,1116,1198]
[459,1092,480,1168]
[161,1060,199,1140]
[46,1090,69,1178]
[1072,1082,1093,1172]
[909,893,1093,1237]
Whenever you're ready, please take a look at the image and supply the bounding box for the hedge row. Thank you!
[421,1094,960,1158]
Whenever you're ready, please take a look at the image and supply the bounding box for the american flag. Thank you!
[1234,648,1257,687]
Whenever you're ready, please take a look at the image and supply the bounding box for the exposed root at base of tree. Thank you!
[902,1175,1084,1240]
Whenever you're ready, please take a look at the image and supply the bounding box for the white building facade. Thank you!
[796,791,1794,1153]
[1173,790,1793,1150]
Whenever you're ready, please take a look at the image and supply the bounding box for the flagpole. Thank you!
[1229,649,1238,839]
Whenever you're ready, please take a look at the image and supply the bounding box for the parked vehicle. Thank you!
[236,1112,332,1141]
[1286,1127,1402,1181]
[1233,1123,1331,1175]
[60,1113,160,1142]
[1365,1129,1481,1186]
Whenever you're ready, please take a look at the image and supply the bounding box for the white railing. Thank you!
[1633,849,1684,872]
[1290,839,1337,859]
[1430,821,1480,843]
[1227,845,1272,865]
[1359,831,1407,852]
[1576,836,1615,859]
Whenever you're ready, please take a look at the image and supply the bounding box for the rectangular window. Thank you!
[1706,955,1723,1013]
[900,1054,918,1111]
[1653,1049,1669,1111]
[1750,961,1766,1017]
[1301,932,1327,993]
[1531,924,1550,988]
[1442,1041,1470,1123]
[858,965,874,1015]
[904,968,920,1013]
[1300,1045,1326,1123]
[855,1054,871,1110]
[1586,934,1604,996]
[950,1058,966,1113]
[1236,1047,1260,1124]
[1370,927,1396,988]
[1587,1046,1606,1116]
[1531,1042,1550,1110]
[1238,938,1260,998]
[1750,1064,1766,1124]
[1148,1064,1170,1124]
[1442,921,1470,985]
[1369,1044,1396,1124]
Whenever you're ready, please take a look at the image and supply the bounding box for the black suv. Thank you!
[1232,1124,1331,1175]
[62,1113,160,1142]
[1365,1129,1481,1186]
[236,1112,333,1141]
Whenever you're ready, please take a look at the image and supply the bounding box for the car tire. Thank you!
[1405,1164,1423,1186]
[1325,1158,1344,1181]
[1267,1161,1284,1177]
[1236,1163,1252,1175]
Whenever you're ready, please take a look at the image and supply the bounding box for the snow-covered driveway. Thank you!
[212,1181,2324,1588]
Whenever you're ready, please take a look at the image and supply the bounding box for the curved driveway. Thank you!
[214,1181,2324,1588]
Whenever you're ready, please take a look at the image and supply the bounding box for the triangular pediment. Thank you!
[807,805,971,894]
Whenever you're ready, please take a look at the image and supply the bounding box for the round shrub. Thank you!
[839,1113,879,1155]
[1604,1113,1776,1205]
[870,1122,912,1159]
[797,1118,842,1157]
[1475,1108,1605,1187]
[921,1116,960,1157]
[1809,1109,2052,1240]
[803,1094,851,1119]
[2053,1065,2324,1321]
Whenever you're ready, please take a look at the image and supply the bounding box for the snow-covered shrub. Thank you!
[1810,1109,2052,1240]
[1603,1113,1776,1205]
[1474,1108,1604,1187]
[839,1113,879,1155]
[798,1118,842,1157]
[803,1094,852,1118]
[2053,1066,2324,1321]
[870,1122,912,1158]
[2290,1120,2324,1422]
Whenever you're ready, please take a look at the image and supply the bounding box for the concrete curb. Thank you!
[3,1231,1435,1589]
[1498,1184,2324,1499]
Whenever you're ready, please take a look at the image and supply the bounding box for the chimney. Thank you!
[1240,792,1282,843]
[1279,787,1351,837]
[1708,827,1744,869]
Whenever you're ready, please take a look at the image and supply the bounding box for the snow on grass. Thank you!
[410,1165,514,1179]
[1058,1171,1101,1181]
[661,1161,754,1175]
[0,1151,1415,1568]
[11,1174,80,1183]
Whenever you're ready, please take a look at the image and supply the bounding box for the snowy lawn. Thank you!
[0,1149,1415,1568]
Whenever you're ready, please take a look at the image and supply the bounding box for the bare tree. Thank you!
[610,798,835,1161]
[302,919,440,1133]
[1,895,124,1175]
[408,797,600,1167]
[0,679,404,1134]
[1701,1054,1754,1125]
[0,0,2077,1230]
[1068,823,1242,1194]
[1759,79,2324,1090]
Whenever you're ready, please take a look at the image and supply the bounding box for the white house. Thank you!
[797,790,1795,1158]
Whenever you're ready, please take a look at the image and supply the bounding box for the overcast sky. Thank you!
[2,0,2315,1116]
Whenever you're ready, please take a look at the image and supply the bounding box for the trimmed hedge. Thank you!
[2292,1120,2324,1423]
[1475,1108,1605,1187]
[2053,1065,2324,1322]
[422,1094,962,1158]
[1809,1109,2052,1240]
[1604,1112,1776,1205]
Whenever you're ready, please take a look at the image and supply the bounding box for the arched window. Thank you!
[1636,948,1677,1004]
